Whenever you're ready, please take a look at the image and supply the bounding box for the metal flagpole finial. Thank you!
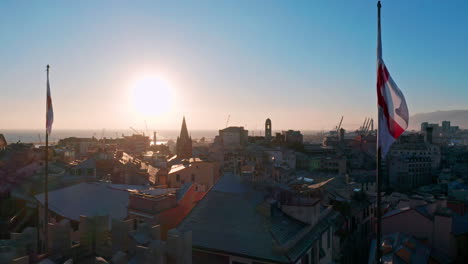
[377,1,381,9]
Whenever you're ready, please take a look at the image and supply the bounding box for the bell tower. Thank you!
[265,118,272,141]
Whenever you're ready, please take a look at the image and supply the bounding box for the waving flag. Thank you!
[46,65,54,135]
[377,15,409,157]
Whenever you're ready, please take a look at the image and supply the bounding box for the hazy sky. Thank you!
[1,0,467,131]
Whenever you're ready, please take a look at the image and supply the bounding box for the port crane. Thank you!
[129,126,143,136]
[335,116,344,134]
[225,115,230,128]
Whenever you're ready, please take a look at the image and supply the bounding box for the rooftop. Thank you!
[177,172,336,263]
[368,233,432,264]
[35,182,129,225]
[168,163,187,174]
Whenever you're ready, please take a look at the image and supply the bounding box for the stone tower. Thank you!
[176,117,192,159]
[265,118,272,141]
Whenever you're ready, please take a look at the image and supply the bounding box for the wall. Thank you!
[319,227,333,264]
[281,204,320,226]
[382,209,433,242]
[159,185,206,240]
[168,161,220,189]
[433,215,455,258]
[222,131,241,147]
[128,194,177,215]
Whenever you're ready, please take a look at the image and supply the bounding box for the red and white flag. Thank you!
[46,66,54,135]
[377,21,408,157]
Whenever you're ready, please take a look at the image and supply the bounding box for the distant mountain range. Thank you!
[409,110,468,130]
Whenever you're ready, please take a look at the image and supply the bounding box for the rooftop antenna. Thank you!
[145,120,148,136]
[225,114,230,128]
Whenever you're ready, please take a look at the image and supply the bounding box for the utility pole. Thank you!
[44,65,50,252]
[376,2,382,263]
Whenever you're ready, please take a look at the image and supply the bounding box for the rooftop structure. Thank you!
[282,130,303,145]
[167,158,220,189]
[178,172,338,264]
[0,134,6,150]
[218,126,249,149]
[120,134,150,154]
[35,182,130,225]
[368,233,435,264]
[380,194,467,261]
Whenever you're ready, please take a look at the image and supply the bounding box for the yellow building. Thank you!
[167,158,220,190]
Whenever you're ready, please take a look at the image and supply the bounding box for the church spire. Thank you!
[180,116,190,140]
[176,116,192,159]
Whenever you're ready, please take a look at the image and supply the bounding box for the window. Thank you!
[66,220,77,231]
[176,174,180,182]
[319,233,323,249]
[191,174,195,182]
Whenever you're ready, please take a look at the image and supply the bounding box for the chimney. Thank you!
[339,128,345,142]
[425,127,433,144]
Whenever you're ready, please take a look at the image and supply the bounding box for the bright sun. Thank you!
[131,76,174,116]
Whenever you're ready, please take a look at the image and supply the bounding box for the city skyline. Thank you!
[1,0,468,131]
[2,2,468,263]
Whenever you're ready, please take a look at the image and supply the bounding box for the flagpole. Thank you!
[44,64,50,252]
[376,2,382,264]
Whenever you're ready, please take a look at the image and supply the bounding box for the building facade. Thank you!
[386,133,441,191]
[167,158,220,190]
[218,126,249,149]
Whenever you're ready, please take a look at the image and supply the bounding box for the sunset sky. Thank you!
[1,0,467,131]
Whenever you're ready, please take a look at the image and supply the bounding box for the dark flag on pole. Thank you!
[46,65,54,135]
[44,65,53,251]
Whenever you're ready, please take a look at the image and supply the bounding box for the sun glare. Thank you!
[131,76,174,116]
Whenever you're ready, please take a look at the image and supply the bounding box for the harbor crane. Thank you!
[225,115,230,128]
[335,116,344,134]
[365,118,374,133]
[129,126,143,135]
[360,117,368,131]
[360,117,374,134]
[363,118,370,133]
[144,120,149,136]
